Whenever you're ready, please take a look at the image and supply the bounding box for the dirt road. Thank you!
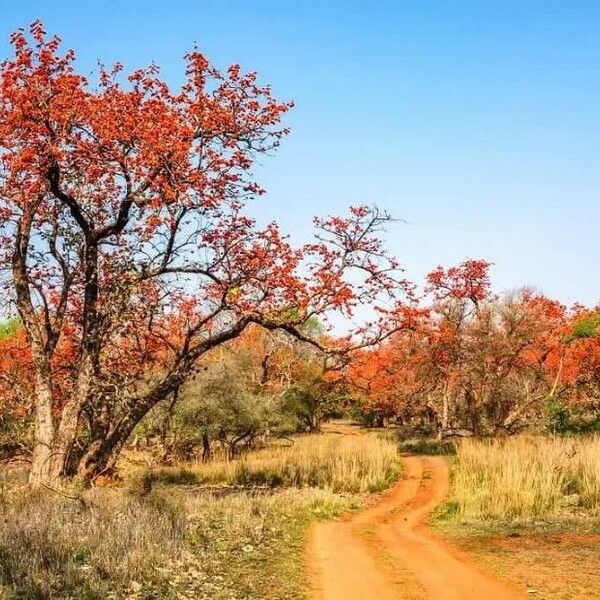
[308,455,524,599]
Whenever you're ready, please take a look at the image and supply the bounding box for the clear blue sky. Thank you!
[3,1,600,306]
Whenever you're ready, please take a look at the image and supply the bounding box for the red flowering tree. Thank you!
[0,23,409,485]
[346,306,430,427]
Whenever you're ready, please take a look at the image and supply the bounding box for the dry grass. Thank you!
[0,479,358,599]
[445,436,600,520]
[0,486,182,599]
[154,432,401,493]
[432,436,600,600]
[0,425,397,599]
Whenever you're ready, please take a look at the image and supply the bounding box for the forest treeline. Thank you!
[2,258,599,469]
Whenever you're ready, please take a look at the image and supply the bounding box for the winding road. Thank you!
[307,455,524,599]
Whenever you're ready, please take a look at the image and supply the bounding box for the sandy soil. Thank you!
[307,455,525,599]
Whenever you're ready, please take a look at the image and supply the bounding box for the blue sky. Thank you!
[2,1,600,305]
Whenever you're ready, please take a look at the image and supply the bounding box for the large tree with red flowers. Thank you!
[0,23,409,485]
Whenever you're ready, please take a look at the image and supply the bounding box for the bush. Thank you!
[399,438,456,455]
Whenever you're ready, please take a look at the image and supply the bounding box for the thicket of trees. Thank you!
[138,325,345,462]
[349,261,600,437]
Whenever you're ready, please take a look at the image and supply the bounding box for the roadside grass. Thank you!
[434,435,600,600]
[436,436,600,522]
[152,433,401,493]
[0,484,356,600]
[0,424,398,599]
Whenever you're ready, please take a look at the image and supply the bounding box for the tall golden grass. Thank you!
[450,436,600,519]
[157,433,401,493]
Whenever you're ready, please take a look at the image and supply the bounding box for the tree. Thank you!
[418,260,492,436]
[165,343,286,461]
[0,23,409,485]
[147,327,295,462]
[346,306,430,428]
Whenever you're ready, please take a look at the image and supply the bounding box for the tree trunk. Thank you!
[75,393,166,480]
[76,430,128,481]
[159,389,179,463]
[50,358,94,479]
[12,202,63,486]
[374,414,388,428]
[202,432,211,462]
[438,391,450,440]
[29,373,57,485]
[442,393,449,430]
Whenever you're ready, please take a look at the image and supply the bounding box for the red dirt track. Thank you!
[308,456,524,599]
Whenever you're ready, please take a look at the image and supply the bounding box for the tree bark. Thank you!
[11,201,61,485]
[29,370,56,485]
